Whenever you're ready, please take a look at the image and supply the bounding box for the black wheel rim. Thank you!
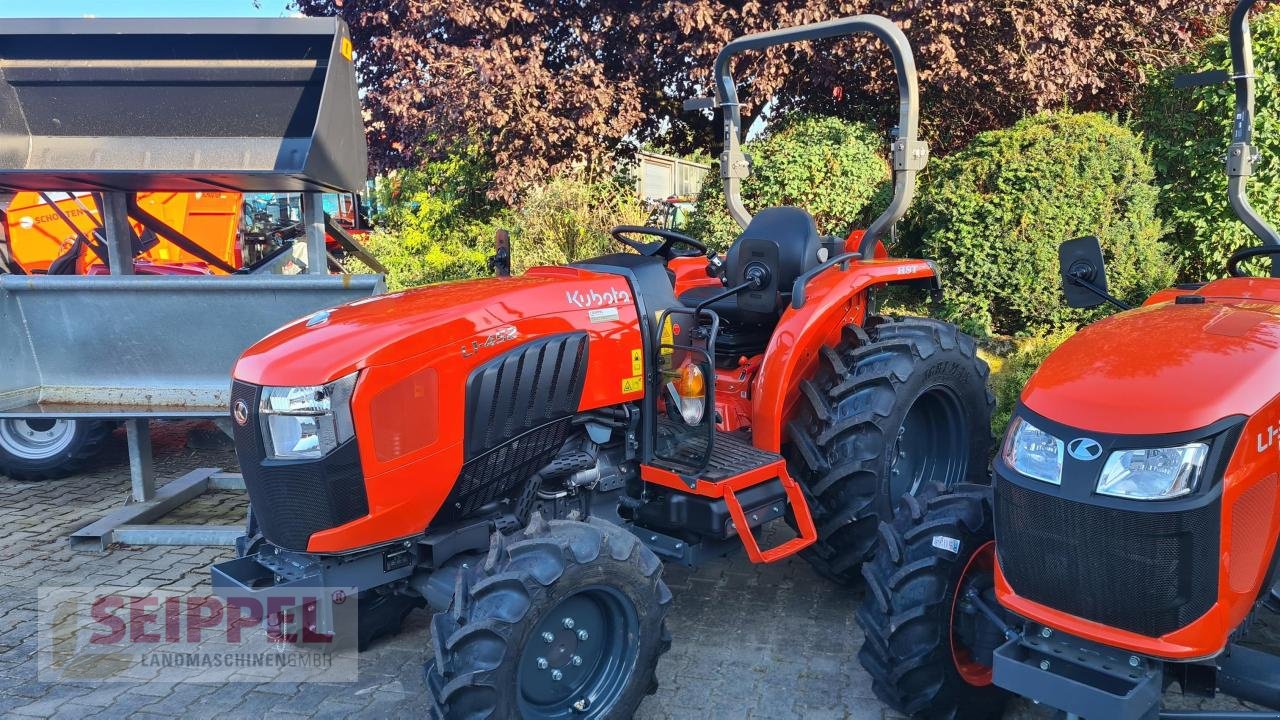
[517,586,640,719]
[889,385,968,499]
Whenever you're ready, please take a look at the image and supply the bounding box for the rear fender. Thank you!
[751,258,939,452]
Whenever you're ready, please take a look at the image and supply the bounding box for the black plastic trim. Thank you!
[463,333,587,460]
[1003,403,1245,506]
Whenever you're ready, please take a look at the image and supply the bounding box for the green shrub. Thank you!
[989,330,1075,436]
[358,148,506,289]
[510,172,647,273]
[352,226,494,291]
[1138,9,1280,281]
[684,115,891,249]
[908,111,1173,336]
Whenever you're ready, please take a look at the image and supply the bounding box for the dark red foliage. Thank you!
[296,0,1230,198]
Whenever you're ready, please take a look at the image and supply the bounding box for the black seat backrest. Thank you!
[724,206,823,314]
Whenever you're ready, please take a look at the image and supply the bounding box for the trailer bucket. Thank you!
[0,17,366,193]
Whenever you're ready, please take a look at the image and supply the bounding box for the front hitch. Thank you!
[993,624,1163,720]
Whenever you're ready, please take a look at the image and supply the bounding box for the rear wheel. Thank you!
[856,484,1011,719]
[426,514,671,719]
[786,315,994,584]
[0,418,113,481]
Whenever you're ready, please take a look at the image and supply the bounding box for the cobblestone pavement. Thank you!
[0,421,1275,719]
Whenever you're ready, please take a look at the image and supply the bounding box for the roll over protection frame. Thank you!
[1226,0,1280,275]
[699,15,927,259]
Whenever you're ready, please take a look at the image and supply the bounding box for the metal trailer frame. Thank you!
[0,17,380,549]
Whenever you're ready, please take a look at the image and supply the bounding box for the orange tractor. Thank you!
[857,2,1280,718]
[213,14,993,719]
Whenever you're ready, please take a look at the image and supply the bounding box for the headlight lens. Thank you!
[1002,417,1064,485]
[1096,443,1208,500]
[259,372,357,460]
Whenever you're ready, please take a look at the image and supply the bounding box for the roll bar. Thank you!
[1226,0,1280,269]
[692,15,927,258]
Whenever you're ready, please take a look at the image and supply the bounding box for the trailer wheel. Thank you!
[426,514,672,720]
[856,484,1011,719]
[0,419,113,481]
[786,315,993,584]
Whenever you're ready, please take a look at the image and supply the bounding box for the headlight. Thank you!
[259,372,357,460]
[1002,417,1064,485]
[1096,443,1208,500]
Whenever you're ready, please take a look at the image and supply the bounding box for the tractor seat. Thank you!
[677,205,825,326]
[677,285,779,326]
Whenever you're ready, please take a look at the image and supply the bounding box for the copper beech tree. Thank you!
[296,0,1231,198]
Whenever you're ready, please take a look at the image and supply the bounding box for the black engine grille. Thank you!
[431,334,588,524]
[437,417,573,522]
[995,479,1219,638]
[231,381,370,551]
[464,333,587,459]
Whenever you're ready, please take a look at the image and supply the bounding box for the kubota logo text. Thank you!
[567,287,631,309]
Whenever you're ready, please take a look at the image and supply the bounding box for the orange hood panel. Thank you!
[234,267,622,386]
[1023,283,1280,435]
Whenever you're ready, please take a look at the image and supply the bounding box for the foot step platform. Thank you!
[641,430,817,563]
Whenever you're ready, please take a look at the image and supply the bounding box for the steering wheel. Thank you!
[1227,245,1280,277]
[611,225,707,261]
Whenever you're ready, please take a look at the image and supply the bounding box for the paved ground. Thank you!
[0,421,1274,719]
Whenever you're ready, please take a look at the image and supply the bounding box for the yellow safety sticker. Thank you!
[341,38,354,62]
[658,314,674,356]
[622,376,643,394]
[631,348,643,376]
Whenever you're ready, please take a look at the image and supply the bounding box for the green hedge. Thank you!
[510,173,646,273]
[988,331,1075,436]
[1138,9,1280,281]
[684,115,891,249]
[906,111,1174,337]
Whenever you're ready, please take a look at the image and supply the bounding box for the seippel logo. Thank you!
[566,287,631,309]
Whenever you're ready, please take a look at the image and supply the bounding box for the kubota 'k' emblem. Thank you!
[232,399,250,427]
[1067,437,1103,462]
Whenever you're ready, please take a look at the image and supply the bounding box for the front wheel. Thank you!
[856,484,1011,719]
[426,514,672,719]
[0,418,113,481]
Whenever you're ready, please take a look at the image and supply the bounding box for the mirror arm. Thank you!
[1067,274,1132,311]
[694,280,755,319]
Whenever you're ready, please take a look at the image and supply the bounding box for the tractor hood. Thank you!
[233,267,616,386]
[1022,283,1280,435]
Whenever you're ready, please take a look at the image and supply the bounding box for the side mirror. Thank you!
[1059,236,1109,309]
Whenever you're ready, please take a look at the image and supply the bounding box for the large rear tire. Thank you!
[426,514,671,720]
[0,419,113,481]
[856,484,1011,720]
[786,315,993,584]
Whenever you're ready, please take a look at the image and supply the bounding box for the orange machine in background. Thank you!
[4,191,243,275]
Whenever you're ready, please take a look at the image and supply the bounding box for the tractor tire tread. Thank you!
[426,514,671,720]
[785,315,993,585]
[855,484,1010,720]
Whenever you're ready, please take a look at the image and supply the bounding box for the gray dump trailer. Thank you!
[0,17,383,547]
